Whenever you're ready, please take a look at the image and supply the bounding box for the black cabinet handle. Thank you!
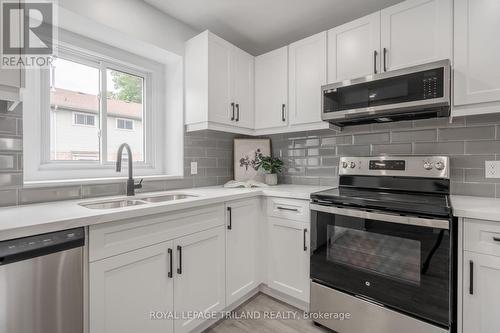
[383,48,388,72]
[373,50,378,74]
[235,104,240,122]
[281,104,286,122]
[227,207,232,230]
[276,206,299,212]
[303,228,308,252]
[177,245,182,274]
[493,237,500,242]
[230,102,235,121]
[469,260,474,295]
[168,248,173,278]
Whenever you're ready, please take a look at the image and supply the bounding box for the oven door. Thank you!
[310,204,452,328]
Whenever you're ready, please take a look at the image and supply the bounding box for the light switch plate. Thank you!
[485,161,500,178]
[190,162,198,175]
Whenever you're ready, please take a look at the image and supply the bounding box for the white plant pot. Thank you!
[265,173,278,186]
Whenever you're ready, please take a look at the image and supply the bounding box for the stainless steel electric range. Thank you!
[309,156,456,333]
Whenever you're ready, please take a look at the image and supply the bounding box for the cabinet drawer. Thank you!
[89,204,225,261]
[464,219,500,257]
[267,197,310,222]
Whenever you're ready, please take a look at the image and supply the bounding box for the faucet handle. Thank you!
[135,178,143,189]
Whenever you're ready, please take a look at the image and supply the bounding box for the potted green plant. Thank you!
[256,155,284,185]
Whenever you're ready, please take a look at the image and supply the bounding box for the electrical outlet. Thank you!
[190,162,198,175]
[485,161,500,178]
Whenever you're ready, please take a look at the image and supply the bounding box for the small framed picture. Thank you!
[233,138,271,181]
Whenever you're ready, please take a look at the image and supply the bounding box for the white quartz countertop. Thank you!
[451,195,500,222]
[0,184,331,240]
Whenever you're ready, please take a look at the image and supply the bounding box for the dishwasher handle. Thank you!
[0,227,85,266]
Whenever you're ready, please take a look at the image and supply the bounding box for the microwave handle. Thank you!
[344,111,373,119]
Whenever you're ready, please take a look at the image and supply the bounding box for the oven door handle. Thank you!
[310,204,449,230]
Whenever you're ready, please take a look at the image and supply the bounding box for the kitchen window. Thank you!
[22,30,182,184]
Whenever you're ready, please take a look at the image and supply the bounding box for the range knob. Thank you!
[423,161,433,170]
[350,162,356,169]
[342,161,349,169]
[435,161,445,170]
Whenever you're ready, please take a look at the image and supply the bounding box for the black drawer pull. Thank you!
[469,260,474,295]
[493,237,500,242]
[276,206,299,212]
[227,207,232,230]
[373,50,378,74]
[303,228,308,252]
[168,248,173,278]
[230,103,235,121]
[177,245,182,274]
[281,104,286,122]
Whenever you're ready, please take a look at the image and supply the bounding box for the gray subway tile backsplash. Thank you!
[3,98,500,206]
[274,116,500,198]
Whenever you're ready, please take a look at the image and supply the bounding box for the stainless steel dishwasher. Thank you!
[0,227,84,333]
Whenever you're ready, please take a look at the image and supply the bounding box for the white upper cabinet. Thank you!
[231,47,255,129]
[328,12,381,83]
[380,0,452,71]
[255,46,288,130]
[288,31,327,126]
[454,0,500,106]
[0,0,22,101]
[207,34,233,126]
[185,31,254,134]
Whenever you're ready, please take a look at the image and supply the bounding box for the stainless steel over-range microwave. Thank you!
[321,59,451,127]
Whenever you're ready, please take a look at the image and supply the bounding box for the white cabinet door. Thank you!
[454,0,500,106]
[0,0,21,97]
[255,46,288,130]
[89,242,174,333]
[231,47,255,129]
[208,33,233,126]
[268,217,310,302]
[174,227,226,333]
[226,199,259,305]
[288,31,327,125]
[463,251,500,333]
[380,0,452,71]
[328,12,381,83]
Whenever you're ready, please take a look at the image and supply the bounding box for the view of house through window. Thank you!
[106,69,144,162]
[49,57,145,163]
[50,58,100,161]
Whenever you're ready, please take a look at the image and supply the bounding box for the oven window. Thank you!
[327,225,421,285]
[310,209,451,327]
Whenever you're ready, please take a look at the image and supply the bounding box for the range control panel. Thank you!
[339,156,449,179]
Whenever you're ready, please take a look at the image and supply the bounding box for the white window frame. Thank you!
[115,118,135,131]
[23,29,177,184]
[72,112,97,127]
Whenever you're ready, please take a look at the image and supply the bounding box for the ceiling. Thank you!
[144,0,405,55]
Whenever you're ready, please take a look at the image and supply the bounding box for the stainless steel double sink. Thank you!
[79,193,198,209]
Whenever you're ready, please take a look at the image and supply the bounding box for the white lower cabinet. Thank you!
[174,226,226,333]
[267,216,310,302]
[89,242,175,333]
[463,251,500,333]
[225,199,259,305]
[89,208,226,333]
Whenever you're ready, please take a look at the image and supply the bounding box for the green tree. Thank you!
[109,70,142,103]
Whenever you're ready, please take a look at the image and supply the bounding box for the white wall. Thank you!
[58,0,199,55]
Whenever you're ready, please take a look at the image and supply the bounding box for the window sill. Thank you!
[23,174,184,188]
